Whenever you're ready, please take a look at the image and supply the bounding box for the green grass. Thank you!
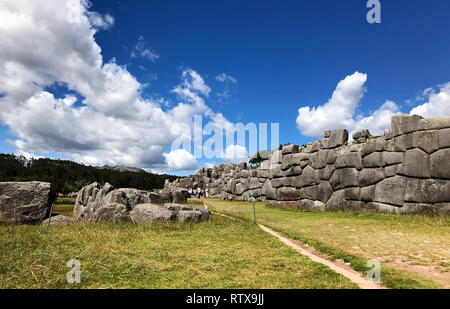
[0,215,358,289]
[52,197,76,218]
[204,199,449,289]
[55,197,77,205]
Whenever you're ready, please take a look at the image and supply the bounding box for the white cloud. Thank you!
[130,36,159,62]
[86,11,114,30]
[163,149,198,172]
[296,72,402,138]
[221,145,248,164]
[0,0,231,173]
[296,72,368,138]
[410,82,450,118]
[216,73,237,84]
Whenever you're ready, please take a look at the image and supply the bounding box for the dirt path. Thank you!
[258,224,385,289]
[205,204,385,289]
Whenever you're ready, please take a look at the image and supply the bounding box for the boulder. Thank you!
[165,203,211,221]
[41,215,72,226]
[0,182,53,224]
[89,203,131,223]
[177,210,203,222]
[131,204,176,224]
[172,189,188,204]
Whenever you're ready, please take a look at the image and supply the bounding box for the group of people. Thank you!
[188,187,208,199]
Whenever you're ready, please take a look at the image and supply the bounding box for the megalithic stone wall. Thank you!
[165,115,450,215]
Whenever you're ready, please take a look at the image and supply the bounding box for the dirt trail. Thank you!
[258,224,385,289]
[205,203,385,289]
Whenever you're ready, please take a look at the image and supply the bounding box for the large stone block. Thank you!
[438,128,450,149]
[411,130,439,153]
[323,129,349,149]
[391,114,423,137]
[329,168,359,191]
[363,152,383,168]
[298,185,318,201]
[418,117,450,131]
[272,177,285,188]
[235,183,246,195]
[405,178,450,203]
[382,152,404,166]
[298,165,318,188]
[0,182,53,224]
[358,168,385,186]
[402,148,430,178]
[262,180,277,200]
[325,190,345,211]
[430,149,450,179]
[360,185,375,202]
[318,165,335,180]
[317,181,333,203]
[374,176,406,206]
[282,144,299,155]
[249,177,261,190]
[335,152,362,170]
[270,150,282,164]
[277,187,298,201]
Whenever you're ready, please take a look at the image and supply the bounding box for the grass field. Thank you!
[204,198,450,289]
[2,196,447,289]
[52,197,76,217]
[0,215,357,289]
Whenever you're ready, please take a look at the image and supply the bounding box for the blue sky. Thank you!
[0,0,449,175]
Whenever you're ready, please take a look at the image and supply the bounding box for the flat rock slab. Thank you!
[0,182,53,224]
[42,215,73,226]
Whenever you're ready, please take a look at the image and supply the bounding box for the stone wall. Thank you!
[166,115,450,215]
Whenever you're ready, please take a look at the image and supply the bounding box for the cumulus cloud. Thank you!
[0,0,232,173]
[296,72,370,138]
[130,36,159,62]
[296,73,450,139]
[410,82,450,118]
[221,145,248,163]
[163,149,198,172]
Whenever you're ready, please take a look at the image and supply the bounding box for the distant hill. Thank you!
[98,165,147,174]
[0,154,179,194]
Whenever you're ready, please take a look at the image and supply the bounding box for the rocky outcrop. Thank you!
[0,182,54,224]
[73,182,205,223]
[73,182,154,221]
[166,115,450,216]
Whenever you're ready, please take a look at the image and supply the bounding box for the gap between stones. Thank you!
[203,201,385,289]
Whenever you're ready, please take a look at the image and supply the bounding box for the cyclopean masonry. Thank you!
[165,115,450,215]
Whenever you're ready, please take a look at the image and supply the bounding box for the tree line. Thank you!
[0,154,179,194]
